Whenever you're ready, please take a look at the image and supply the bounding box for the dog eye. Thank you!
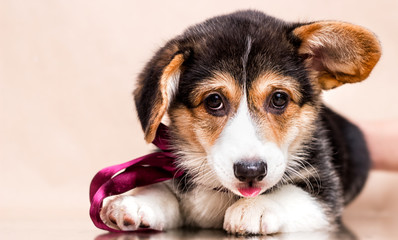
[267,91,290,113]
[271,92,289,108]
[204,93,227,116]
[205,93,223,110]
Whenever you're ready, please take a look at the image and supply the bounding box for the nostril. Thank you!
[237,176,246,182]
[233,161,267,183]
[256,175,265,181]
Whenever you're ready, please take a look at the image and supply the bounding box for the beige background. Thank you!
[1,0,397,239]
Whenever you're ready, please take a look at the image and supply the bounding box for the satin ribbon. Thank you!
[89,123,183,232]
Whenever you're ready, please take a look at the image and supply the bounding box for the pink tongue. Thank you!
[238,187,261,197]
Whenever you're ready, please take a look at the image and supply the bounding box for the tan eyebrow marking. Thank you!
[249,72,303,109]
[190,72,242,107]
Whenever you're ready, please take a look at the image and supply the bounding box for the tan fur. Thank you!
[169,70,320,153]
[293,21,381,90]
[168,104,222,189]
[144,54,185,143]
[171,72,243,149]
[286,104,318,153]
[248,72,315,147]
[169,70,319,160]
[249,72,303,106]
[189,72,242,108]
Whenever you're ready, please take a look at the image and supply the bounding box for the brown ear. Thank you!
[293,21,381,90]
[134,44,188,143]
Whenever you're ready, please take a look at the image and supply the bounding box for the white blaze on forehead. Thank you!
[206,35,287,193]
[215,96,264,158]
[208,94,287,193]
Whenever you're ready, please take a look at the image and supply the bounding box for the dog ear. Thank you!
[134,41,190,143]
[293,21,381,90]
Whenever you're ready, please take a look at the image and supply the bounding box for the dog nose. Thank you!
[233,161,267,183]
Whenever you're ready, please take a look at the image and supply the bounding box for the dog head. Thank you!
[134,11,381,197]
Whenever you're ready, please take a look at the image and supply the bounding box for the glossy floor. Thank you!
[1,214,397,240]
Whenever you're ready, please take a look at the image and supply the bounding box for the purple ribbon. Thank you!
[89,123,183,232]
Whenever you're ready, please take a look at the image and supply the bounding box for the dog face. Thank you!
[134,11,381,197]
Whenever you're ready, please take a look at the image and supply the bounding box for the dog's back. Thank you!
[321,106,371,205]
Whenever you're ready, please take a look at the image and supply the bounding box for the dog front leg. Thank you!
[224,184,331,235]
[100,182,182,231]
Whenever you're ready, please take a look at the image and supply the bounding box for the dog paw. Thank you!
[223,197,283,235]
[101,195,166,231]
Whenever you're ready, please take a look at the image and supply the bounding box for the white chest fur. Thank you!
[178,186,238,228]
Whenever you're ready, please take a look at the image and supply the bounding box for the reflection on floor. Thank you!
[1,215,397,240]
[94,225,356,240]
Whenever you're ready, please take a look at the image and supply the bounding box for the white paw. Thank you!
[101,195,166,231]
[223,197,283,235]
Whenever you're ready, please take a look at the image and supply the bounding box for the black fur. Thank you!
[134,10,372,228]
[321,106,371,205]
[176,11,314,108]
[288,105,370,218]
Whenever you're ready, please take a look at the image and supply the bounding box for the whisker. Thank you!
[284,148,322,195]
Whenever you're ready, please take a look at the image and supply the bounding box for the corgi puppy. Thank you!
[101,10,381,235]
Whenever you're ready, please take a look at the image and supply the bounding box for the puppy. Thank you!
[101,10,381,235]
